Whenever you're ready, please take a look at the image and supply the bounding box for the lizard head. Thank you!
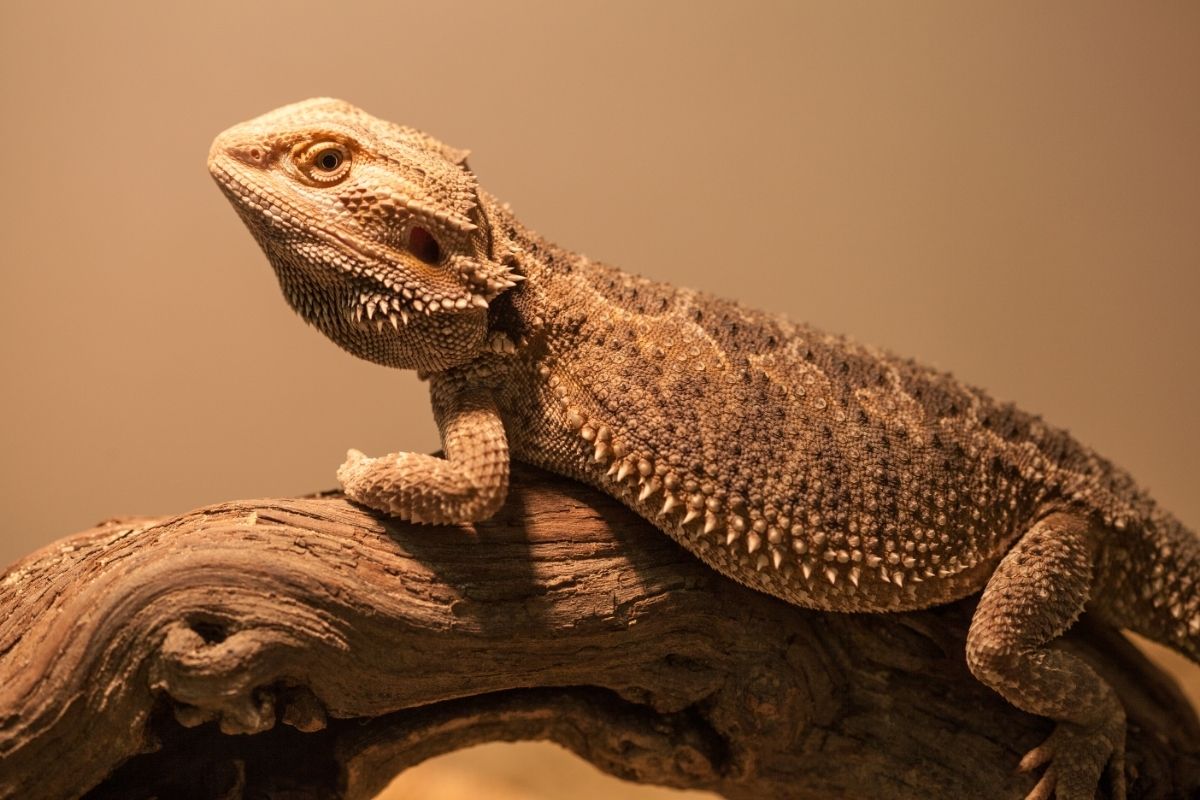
[208,97,520,371]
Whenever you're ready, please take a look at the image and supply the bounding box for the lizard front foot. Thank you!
[337,448,400,512]
[1019,710,1126,800]
[337,448,460,523]
[338,448,410,517]
[336,382,509,525]
[337,445,507,525]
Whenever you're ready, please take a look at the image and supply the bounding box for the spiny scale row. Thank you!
[454,253,526,300]
[340,185,478,234]
[346,259,523,330]
[353,291,486,323]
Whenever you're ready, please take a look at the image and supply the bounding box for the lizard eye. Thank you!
[301,142,351,183]
[408,226,441,264]
[317,150,342,171]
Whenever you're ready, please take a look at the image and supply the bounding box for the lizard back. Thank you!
[495,247,1158,612]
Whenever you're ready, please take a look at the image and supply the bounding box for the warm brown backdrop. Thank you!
[2,2,1196,797]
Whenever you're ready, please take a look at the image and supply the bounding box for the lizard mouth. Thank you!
[209,156,389,272]
[209,156,462,327]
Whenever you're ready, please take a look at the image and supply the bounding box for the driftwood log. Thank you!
[1,463,1197,799]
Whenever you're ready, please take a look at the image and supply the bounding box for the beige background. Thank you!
[1,2,1196,797]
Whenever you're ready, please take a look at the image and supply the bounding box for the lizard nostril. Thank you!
[227,143,269,167]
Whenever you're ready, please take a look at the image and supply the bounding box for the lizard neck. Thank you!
[478,192,684,344]
[476,195,591,349]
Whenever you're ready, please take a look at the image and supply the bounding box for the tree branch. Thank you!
[1,463,1197,799]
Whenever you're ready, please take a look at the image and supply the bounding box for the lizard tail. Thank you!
[1096,511,1200,663]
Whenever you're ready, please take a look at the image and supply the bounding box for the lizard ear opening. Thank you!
[408,226,441,265]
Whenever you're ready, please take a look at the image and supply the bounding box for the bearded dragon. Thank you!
[208,98,1199,800]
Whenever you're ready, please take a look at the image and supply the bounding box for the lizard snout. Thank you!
[208,130,271,172]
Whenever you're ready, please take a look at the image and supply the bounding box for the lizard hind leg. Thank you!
[966,512,1126,800]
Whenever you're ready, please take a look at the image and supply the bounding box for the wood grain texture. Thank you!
[1,463,1196,800]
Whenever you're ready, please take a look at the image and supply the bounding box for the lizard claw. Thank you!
[1019,712,1126,800]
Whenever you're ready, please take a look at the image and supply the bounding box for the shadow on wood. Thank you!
[1,463,1197,799]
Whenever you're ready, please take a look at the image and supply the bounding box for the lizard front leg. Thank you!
[966,512,1125,800]
[336,374,509,524]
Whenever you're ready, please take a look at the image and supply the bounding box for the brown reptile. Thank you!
[208,98,1199,800]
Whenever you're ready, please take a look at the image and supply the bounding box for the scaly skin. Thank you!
[209,98,1199,800]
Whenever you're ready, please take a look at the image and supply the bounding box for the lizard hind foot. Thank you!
[1018,712,1127,800]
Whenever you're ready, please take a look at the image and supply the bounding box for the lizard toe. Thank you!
[1024,768,1056,800]
[1021,711,1125,800]
[340,448,369,470]
[1019,738,1055,773]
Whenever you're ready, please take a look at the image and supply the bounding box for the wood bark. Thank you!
[1,463,1197,799]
